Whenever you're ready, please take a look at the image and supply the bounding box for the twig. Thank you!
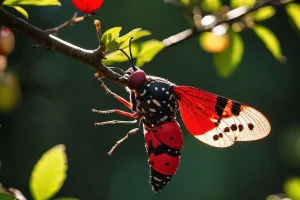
[33,12,94,48]
[162,0,293,49]
[0,7,127,86]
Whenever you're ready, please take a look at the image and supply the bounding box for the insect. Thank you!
[92,39,271,192]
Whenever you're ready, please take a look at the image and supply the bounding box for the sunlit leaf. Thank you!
[30,144,67,200]
[117,28,142,49]
[136,40,165,67]
[11,6,28,19]
[180,0,190,5]
[101,27,122,46]
[131,30,151,41]
[251,6,276,21]
[286,3,300,32]
[103,44,139,65]
[201,0,222,12]
[231,0,255,8]
[199,32,229,53]
[53,198,80,200]
[3,0,61,6]
[252,24,286,63]
[213,31,244,77]
[0,193,15,200]
[284,177,300,200]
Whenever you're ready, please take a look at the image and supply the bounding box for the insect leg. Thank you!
[92,109,139,118]
[94,119,138,126]
[99,79,133,109]
[107,127,140,156]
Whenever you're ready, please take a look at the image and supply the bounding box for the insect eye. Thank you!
[128,70,146,90]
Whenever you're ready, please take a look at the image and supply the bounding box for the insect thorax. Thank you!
[135,76,178,127]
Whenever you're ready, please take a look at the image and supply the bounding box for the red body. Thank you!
[144,121,183,175]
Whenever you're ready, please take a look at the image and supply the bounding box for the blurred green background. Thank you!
[1,0,300,199]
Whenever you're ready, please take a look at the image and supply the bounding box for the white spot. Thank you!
[168,149,171,152]
[162,88,165,91]
[149,108,156,112]
[163,101,166,104]
[167,104,170,107]
[142,108,146,113]
[157,121,160,123]
[147,84,150,87]
[147,100,151,104]
[163,182,166,184]
[160,116,168,121]
[160,111,163,114]
[136,99,140,106]
[140,89,146,96]
[175,151,178,153]
[152,99,161,107]
[154,176,162,181]
[167,176,170,179]
[170,107,173,111]
[166,91,169,95]
[155,87,158,90]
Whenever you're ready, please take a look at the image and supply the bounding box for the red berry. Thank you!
[72,0,104,14]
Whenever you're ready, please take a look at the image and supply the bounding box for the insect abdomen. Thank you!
[144,121,183,191]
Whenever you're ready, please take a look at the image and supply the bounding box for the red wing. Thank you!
[172,86,271,148]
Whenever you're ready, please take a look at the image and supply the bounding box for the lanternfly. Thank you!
[93,38,271,192]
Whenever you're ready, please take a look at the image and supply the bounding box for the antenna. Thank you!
[119,37,138,71]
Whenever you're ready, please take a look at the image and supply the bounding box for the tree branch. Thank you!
[0,7,127,86]
[162,0,292,48]
[0,0,293,86]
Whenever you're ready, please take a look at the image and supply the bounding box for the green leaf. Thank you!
[201,0,222,12]
[53,198,80,200]
[180,0,190,5]
[286,3,300,32]
[0,193,15,200]
[117,28,142,49]
[284,177,300,200]
[101,27,122,46]
[30,144,67,200]
[231,0,256,8]
[136,40,165,67]
[251,6,276,21]
[252,24,285,63]
[11,6,28,19]
[131,30,151,41]
[103,43,139,65]
[213,31,244,78]
[3,0,61,6]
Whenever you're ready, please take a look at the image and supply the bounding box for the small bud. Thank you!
[0,27,15,55]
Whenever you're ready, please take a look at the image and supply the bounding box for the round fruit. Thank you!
[72,0,104,14]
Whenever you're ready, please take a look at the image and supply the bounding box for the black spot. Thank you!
[170,136,174,140]
[149,140,153,144]
[224,127,230,132]
[218,133,223,138]
[159,126,163,129]
[214,122,219,126]
[238,124,243,132]
[232,101,241,116]
[234,136,238,140]
[165,162,169,166]
[213,135,219,141]
[151,161,154,165]
[215,96,228,118]
[231,124,237,131]
[248,123,254,130]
